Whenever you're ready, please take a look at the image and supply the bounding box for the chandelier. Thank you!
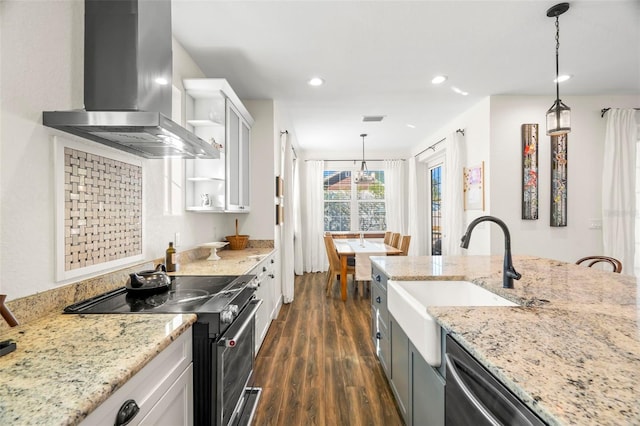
[545,2,571,136]
[354,133,375,184]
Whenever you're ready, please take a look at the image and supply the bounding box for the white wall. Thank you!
[0,2,231,300]
[243,100,276,239]
[413,94,639,262]
[411,98,492,255]
[1,1,84,299]
[489,95,639,262]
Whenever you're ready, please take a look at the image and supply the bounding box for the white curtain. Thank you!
[302,160,327,272]
[407,157,426,255]
[602,109,638,274]
[293,157,304,275]
[442,131,466,255]
[384,160,406,233]
[281,133,295,303]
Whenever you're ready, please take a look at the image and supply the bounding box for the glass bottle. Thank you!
[166,242,176,272]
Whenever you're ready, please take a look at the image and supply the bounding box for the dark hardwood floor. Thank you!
[252,273,403,425]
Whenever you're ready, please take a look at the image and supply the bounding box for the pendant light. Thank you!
[545,2,571,136]
[354,133,375,184]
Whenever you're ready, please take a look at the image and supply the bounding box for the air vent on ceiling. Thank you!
[362,115,385,122]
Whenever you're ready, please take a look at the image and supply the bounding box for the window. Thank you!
[324,170,386,232]
[430,165,442,255]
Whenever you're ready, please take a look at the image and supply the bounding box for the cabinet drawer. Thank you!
[82,328,193,426]
[371,266,388,290]
[371,281,388,328]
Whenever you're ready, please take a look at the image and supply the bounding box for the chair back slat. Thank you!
[399,235,411,255]
[575,256,622,273]
[324,235,341,270]
[383,231,393,245]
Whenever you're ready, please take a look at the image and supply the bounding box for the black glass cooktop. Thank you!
[64,275,254,314]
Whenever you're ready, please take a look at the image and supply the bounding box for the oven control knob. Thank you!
[220,309,234,324]
[228,304,239,316]
[246,278,259,290]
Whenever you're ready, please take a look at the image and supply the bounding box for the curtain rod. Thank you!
[413,128,465,158]
[304,158,405,162]
[601,107,640,117]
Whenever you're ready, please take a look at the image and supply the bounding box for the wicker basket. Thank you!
[226,219,249,250]
[226,234,249,250]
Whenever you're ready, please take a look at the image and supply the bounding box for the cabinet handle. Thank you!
[268,274,275,279]
[376,332,381,340]
[115,399,139,426]
[263,266,267,272]
[376,296,381,303]
[375,275,381,282]
[271,258,275,264]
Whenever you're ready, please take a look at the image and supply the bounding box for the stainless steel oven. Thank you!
[217,298,261,426]
[65,273,262,426]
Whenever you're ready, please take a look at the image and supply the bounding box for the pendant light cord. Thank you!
[555,15,560,103]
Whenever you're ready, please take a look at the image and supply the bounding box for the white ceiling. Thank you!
[171,0,640,158]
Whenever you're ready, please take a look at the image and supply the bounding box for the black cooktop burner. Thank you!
[64,275,255,315]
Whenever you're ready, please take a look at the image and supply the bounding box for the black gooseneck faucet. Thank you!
[460,215,522,289]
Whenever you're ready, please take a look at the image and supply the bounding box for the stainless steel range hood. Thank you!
[43,0,219,159]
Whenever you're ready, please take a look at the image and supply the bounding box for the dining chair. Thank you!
[390,232,401,248]
[575,256,622,273]
[383,231,393,245]
[398,235,411,256]
[324,235,356,295]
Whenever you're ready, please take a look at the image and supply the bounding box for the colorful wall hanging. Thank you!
[550,134,568,227]
[521,124,539,220]
[463,162,485,211]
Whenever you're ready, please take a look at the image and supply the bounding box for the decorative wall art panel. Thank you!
[550,134,568,227]
[521,124,539,220]
[463,162,485,211]
[55,137,144,281]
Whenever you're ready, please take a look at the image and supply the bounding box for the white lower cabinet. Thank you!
[82,328,193,426]
[249,251,280,353]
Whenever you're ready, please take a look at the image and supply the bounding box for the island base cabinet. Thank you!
[81,329,193,426]
[411,342,444,426]
[388,314,444,426]
[390,318,410,422]
[371,267,391,379]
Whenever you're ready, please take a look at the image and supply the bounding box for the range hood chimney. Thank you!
[43,0,219,159]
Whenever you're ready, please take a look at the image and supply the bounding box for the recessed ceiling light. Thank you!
[431,75,447,85]
[451,86,469,96]
[308,77,324,86]
[554,74,572,83]
[407,124,416,129]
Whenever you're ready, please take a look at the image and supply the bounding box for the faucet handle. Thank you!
[506,267,522,280]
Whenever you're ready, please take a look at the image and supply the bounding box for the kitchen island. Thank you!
[370,255,639,425]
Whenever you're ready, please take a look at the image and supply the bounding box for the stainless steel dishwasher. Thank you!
[445,335,547,426]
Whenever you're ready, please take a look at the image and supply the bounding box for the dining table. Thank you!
[333,238,403,301]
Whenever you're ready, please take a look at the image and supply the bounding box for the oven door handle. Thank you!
[220,299,262,348]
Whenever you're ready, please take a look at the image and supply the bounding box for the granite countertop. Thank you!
[0,312,196,425]
[0,246,274,424]
[370,255,640,426]
[170,247,275,276]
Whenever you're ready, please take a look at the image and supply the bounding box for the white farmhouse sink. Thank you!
[387,280,518,367]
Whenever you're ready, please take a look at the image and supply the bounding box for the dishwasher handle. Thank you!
[445,353,505,426]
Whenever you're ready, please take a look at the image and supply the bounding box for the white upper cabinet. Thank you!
[183,79,253,213]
